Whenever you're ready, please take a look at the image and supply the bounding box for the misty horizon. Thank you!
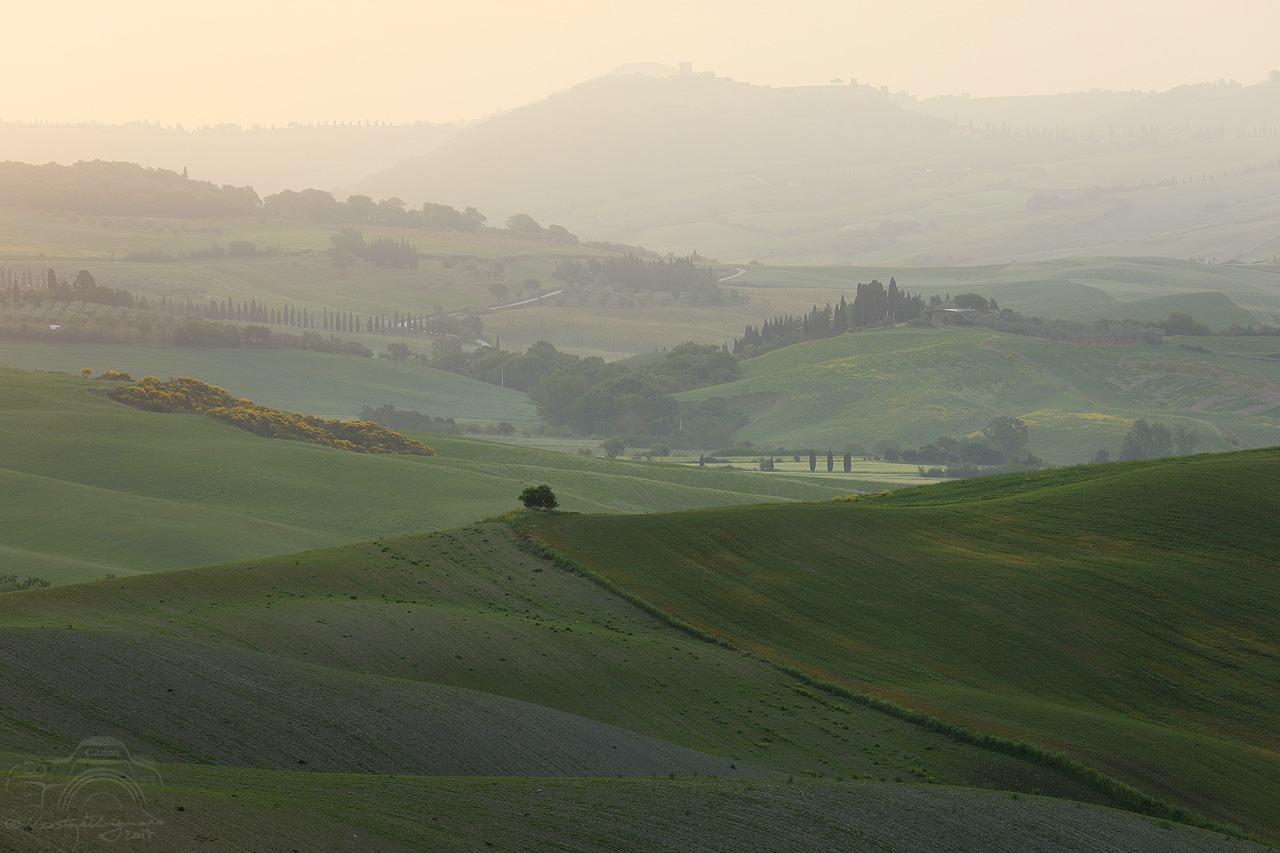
[3,65,1278,131]
[5,1,1280,127]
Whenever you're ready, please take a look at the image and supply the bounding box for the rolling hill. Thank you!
[676,325,1280,462]
[528,448,1280,841]
[0,368,880,584]
[354,72,1280,266]
[0,454,1273,848]
[0,340,538,423]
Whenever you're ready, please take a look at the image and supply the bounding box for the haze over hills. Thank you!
[6,4,1280,847]
[0,120,459,196]
[8,70,1280,266]
[353,71,1280,265]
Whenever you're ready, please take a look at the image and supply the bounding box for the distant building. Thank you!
[930,307,981,323]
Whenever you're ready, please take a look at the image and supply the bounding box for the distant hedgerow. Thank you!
[110,376,435,456]
[0,573,51,593]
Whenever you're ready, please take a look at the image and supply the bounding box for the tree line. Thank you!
[0,160,260,218]
[357,404,464,435]
[551,254,719,296]
[1092,419,1201,463]
[380,337,746,446]
[262,190,488,231]
[3,268,145,309]
[170,318,376,357]
[733,279,929,356]
[734,300,849,355]
[328,229,419,269]
[874,416,1044,478]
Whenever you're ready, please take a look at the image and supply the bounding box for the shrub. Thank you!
[112,376,434,455]
[518,484,558,510]
[0,573,51,593]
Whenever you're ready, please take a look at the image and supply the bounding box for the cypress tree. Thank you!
[826,450,834,472]
[809,450,816,472]
[843,452,852,473]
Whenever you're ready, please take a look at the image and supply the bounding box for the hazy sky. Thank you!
[6,0,1279,126]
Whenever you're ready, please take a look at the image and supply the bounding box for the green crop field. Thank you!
[676,325,1280,463]
[0,339,538,422]
[0,368,886,584]
[8,205,1280,373]
[0,513,1265,850]
[530,448,1280,841]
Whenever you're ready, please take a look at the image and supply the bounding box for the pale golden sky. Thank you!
[6,0,1279,126]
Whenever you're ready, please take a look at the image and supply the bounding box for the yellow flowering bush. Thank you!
[110,376,434,456]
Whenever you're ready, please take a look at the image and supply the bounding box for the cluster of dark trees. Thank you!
[371,338,745,445]
[879,417,1043,477]
[1092,419,1200,463]
[504,213,579,244]
[0,160,260,218]
[732,280,931,355]
[551,254,719,295]
[733,300,849,355]
[170,317,373,356]
[3,268,146,309]
[581,240,660,258]
[978,312,1164,345]
[357,404,463,435]
[1224,323,1280,336]
[850,278,929,327]
[329,229,419,269]
[0,573,51,593]
[263,189,487,231]
[524,341,744,443]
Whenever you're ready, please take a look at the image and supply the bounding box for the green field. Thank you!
[677,325,1280,463]
[0,339,537,423]
[14,207,1280,366]
[0,368,890,583]
[722,256,1280,330]
[530,448,1280,840]
[0,504,1264,845]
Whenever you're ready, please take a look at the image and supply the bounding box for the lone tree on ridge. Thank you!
[519,484,559,510]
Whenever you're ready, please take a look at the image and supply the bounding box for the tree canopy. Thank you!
[518,484,559,510]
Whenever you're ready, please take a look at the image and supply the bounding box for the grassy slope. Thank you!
[727,256,1280,328]
[0,523,1263,851]
[0,369,875,583]
[677,326,1280,462]
[530,448,1280,840]
[0,339,538,422]
[2,765,1265,853]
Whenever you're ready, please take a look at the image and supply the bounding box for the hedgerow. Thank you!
[110,375,434,456]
